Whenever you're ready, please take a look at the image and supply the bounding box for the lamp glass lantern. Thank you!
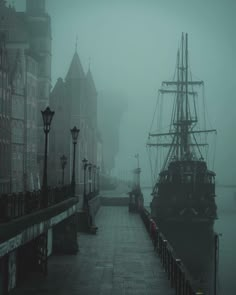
[41,106,54,133]
[70,126,80,196]
[70,126,80,144]
[82,158,88,167]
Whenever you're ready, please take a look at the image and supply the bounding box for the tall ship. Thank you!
[147,33,218,292]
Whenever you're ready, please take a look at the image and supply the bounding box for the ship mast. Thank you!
[180,33,185,158]
[181,33,190,158]
[176,49,180,160]
[148,33,216,168]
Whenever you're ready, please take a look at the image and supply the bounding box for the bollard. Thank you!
[158,235,162,256]
[155,228,159,251]
[162,239,166,267]
[163,240,167,271]
[159,238,163,259]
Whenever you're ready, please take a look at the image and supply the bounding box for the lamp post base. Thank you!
[77,210,97,234]
[53,214,79,254]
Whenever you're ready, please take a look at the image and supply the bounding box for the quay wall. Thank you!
[100,196,129,206]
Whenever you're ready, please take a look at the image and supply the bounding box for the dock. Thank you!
[11,206,174,295]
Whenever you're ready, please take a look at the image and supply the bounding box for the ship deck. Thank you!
[11,206,174,295]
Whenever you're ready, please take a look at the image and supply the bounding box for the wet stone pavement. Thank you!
[12,207,174,295]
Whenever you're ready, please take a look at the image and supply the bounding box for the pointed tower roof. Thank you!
[65,51,85,81]
[51,77,65,97]
[86,68,97,95]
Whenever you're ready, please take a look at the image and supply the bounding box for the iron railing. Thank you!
[140,208,201,295]
[0,185,73,222]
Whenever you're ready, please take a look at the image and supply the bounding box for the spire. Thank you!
[86,66,97,95]
[51,77,65,97]
[26,0,46,15]
[66,51,85,81]
[88,57,91,71]
[75,34,78,52]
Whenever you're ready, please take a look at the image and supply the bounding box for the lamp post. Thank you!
[135,154,141,189]
[70,126,80,196]
[97,166,100,193]
[60,155,67,185]
[41,106,54,207]
[88,163,92,194]
[93,164,96,193]
[135,153,139,169]
[82,158,88,208]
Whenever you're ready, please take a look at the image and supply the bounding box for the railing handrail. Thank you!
[140,207,200,295]
[0,185,74,223]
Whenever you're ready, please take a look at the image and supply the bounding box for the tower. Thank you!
[26,0,46,15]
[26,0,52,186]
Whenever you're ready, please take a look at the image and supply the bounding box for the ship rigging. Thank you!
[147,33,217,222]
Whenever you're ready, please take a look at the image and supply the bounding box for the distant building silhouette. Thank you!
[98,92,126,175]
[49,49,98,191]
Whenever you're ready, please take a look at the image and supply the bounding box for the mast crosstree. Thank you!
[147,33,216,168]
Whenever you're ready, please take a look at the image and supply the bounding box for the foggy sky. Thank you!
[15,0,236,185]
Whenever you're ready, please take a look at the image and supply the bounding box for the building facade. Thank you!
[0,0,51,192]
[0,31,11,194]
[25,0,52,186]
[49,50,98,194]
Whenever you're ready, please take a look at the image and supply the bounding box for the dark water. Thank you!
[142,186,236,294]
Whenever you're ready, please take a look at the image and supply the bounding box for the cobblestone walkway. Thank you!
[11,206,174,295]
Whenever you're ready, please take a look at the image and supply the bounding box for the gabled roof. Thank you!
[50,77,65,98]
[65,51,85,81]
[86,68,97,95]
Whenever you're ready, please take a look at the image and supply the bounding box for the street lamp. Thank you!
[97,166,100,193]
[134,154,141,189]
[60,154,67,185]
[41,106,55,207]
[93,164,96,193]
[82,158,88,208]
[70,126,80,196]
[88,163,92,194]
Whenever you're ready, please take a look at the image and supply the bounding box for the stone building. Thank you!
[0,32,11,194]
[10,50,26,193]
[49,50,98,193]
[0,0,52,192]
[25,0,52,185]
